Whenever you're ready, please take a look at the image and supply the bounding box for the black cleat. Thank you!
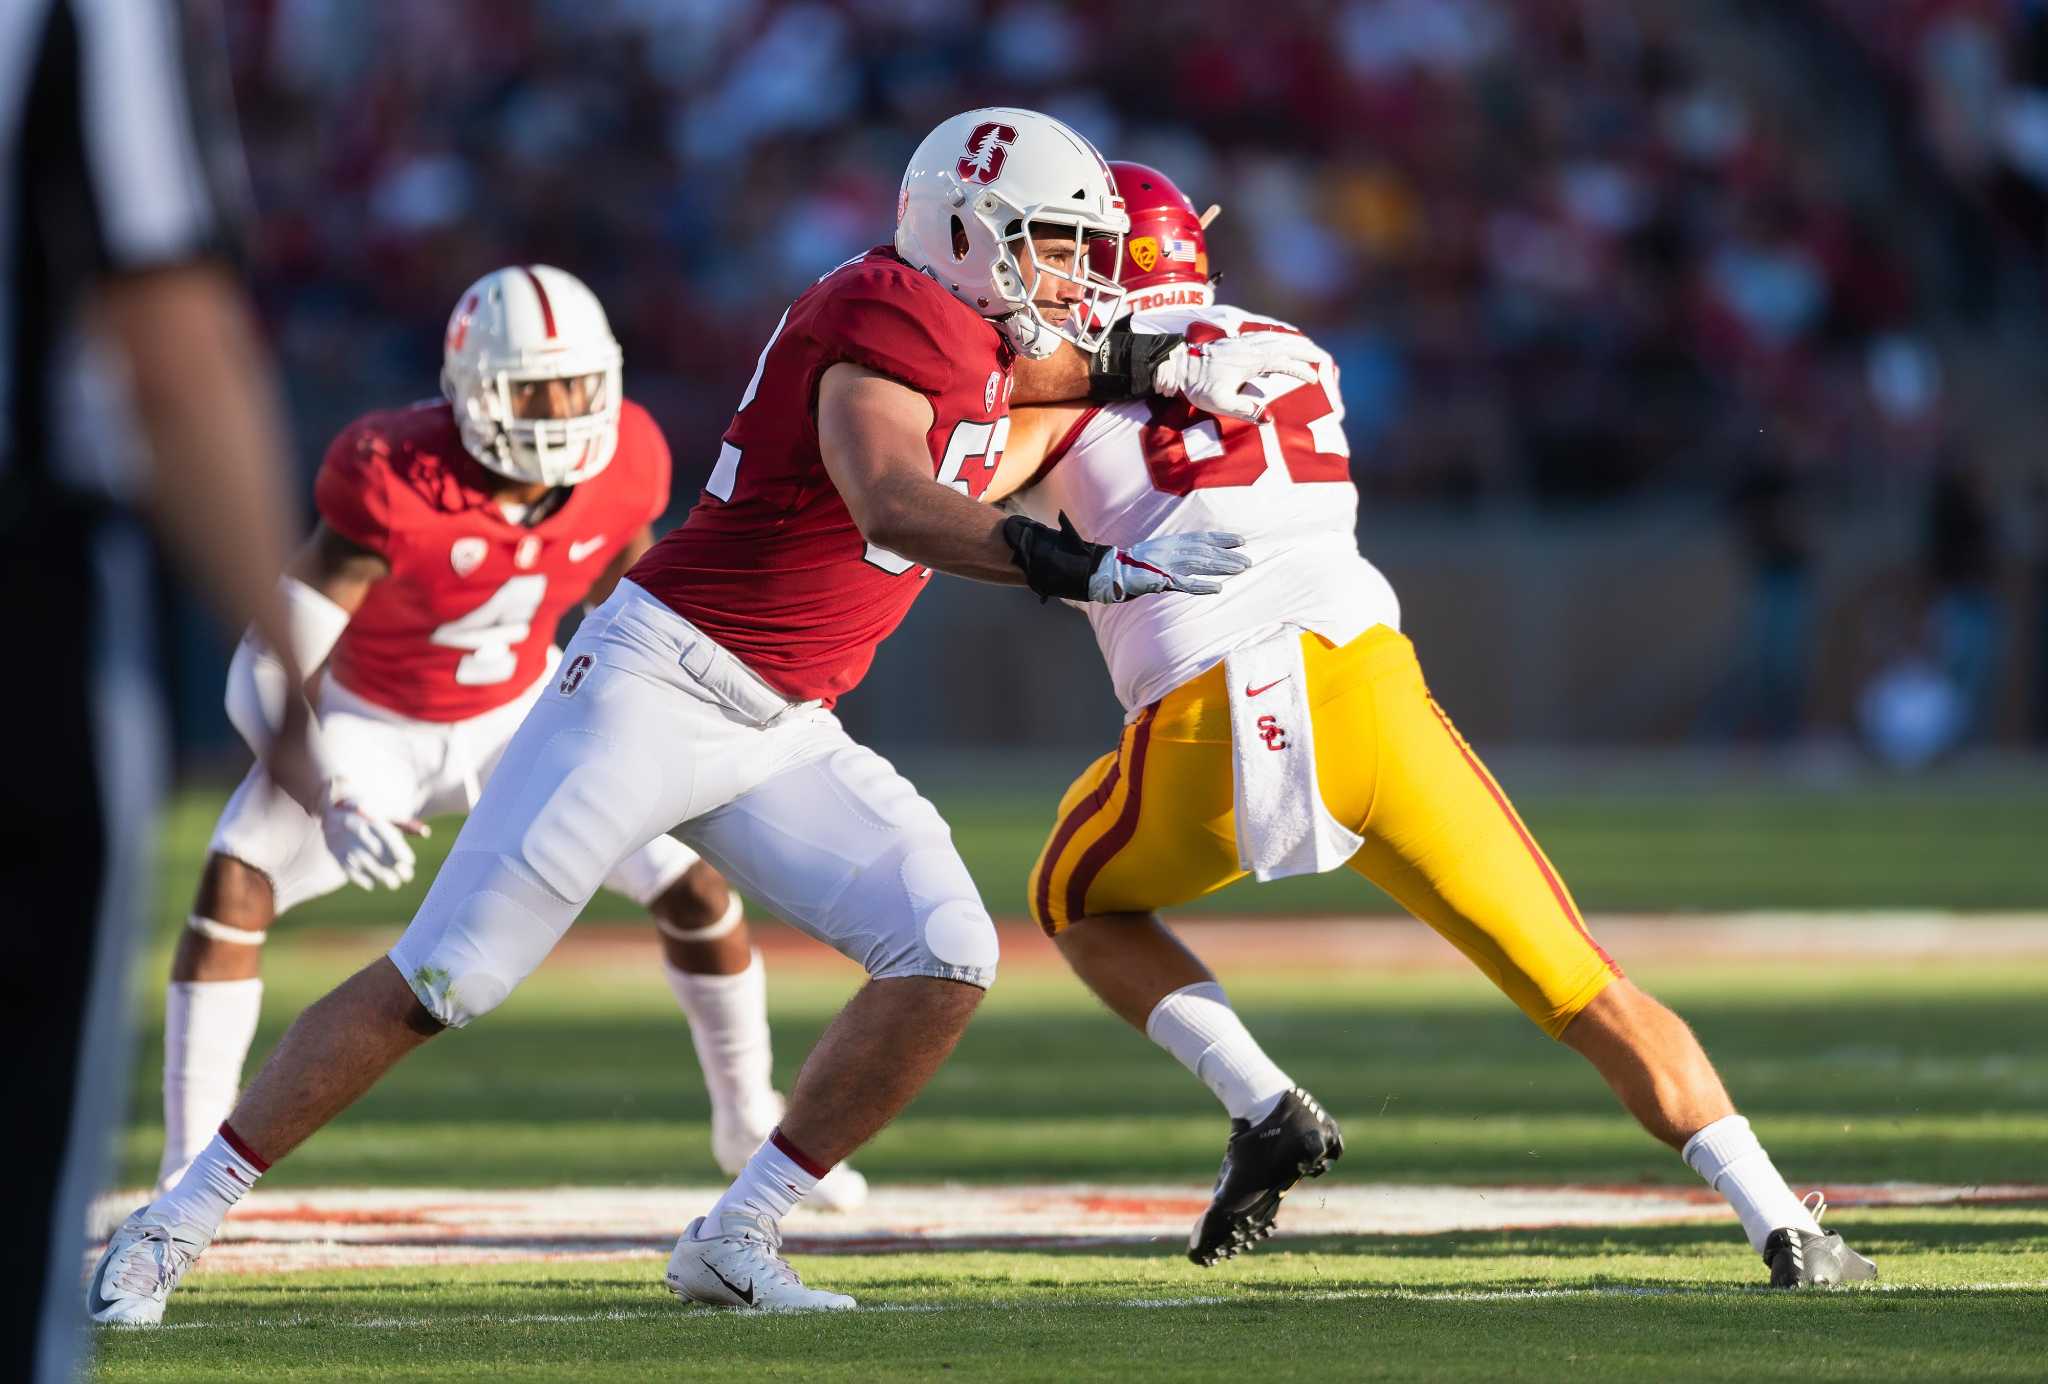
[1762,1227,1877,1288]
[1761,1193,1878,1288]
[1188,1087,1343,1267]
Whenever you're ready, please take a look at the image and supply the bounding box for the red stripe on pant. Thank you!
[1425,696,1619,975]
[1061,709,1157,926]
[1034,759,1124,932]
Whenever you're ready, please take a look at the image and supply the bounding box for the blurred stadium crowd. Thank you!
[1835,0,2048,257]
[200,0,2048,748]
[228,0,1964,499]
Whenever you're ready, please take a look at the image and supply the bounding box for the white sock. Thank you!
[701,1130,821,1234]
[1682,1114,1822,1252]
[160,978,264,1190]
[664,948,777,1118]
[1145,982,1292,1123]
[153,1126,267,1240]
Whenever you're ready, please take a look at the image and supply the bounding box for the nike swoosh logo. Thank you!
[86,1250,121,1317]
[707,1262,756,1307]
[1246,678,1288,697]
[568,537,607,562]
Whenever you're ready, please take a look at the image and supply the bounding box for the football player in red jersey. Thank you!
[92,108,1324,1321]
[150,264,863,1218]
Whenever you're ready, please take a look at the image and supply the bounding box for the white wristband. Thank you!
[224,577,349,753]
[278,576,352,673]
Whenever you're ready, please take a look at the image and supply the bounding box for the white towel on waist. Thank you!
[1225,629,1365,881]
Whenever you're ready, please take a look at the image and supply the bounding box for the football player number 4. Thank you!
[703,304,1008,577]
[431,574,548,685]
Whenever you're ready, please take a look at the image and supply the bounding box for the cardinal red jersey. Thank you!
[317,399,670,721]
[627,248,1014,706]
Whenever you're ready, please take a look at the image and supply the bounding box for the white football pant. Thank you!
[212,647,697,913]
[388,580,998,1028]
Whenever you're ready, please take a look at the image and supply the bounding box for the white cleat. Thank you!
[666,1212,856,1312]
[85,1207,210,1325]
[713,1093,869,1212]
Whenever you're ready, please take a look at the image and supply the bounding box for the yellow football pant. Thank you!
[1028,625,1619,1038]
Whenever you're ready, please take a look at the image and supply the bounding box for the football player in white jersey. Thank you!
[987,163,1874,1288]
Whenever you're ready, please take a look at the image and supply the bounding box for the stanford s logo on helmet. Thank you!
[895,107,1130,359]
[957,122,1018,184]
[440,265,624,487]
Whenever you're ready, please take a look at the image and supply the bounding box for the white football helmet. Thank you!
[894,107,1130,359]
[440,265,623,486]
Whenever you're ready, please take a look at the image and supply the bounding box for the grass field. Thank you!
[93,778,2048,1384]
[151,763,2048,928]
[89,1222,2048,1383]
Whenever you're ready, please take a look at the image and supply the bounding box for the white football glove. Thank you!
[321,789,429,892]
[1151,332,1325,423]
[1087,531,1252,603]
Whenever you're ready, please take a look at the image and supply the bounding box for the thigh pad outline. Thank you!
[515,728,664,905]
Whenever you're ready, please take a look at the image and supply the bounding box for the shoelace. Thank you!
[110,1228,193,1297]
[1802,1191,1829,1226]
[726,1216,806,1288]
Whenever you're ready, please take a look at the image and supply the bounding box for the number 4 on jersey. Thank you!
[430,574,548,685]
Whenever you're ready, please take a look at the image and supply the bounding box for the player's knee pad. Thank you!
[827,832,999,989]
[389,850,573,1028]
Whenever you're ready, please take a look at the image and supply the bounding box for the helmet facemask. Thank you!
[989,212,1129,358]
[446,351,623,488]
[441,264,625,489]
[949,176,1127,358]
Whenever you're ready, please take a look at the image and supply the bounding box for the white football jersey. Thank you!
[1010,300,1400,713]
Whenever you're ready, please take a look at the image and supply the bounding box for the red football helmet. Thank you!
[1090,161,1209,295]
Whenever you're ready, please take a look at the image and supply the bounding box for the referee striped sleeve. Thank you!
[69,0,246,271]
